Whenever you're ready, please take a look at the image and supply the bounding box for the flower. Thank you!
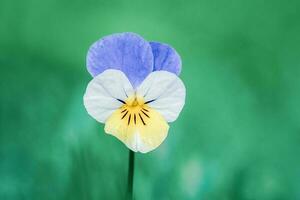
[83,32,186,153]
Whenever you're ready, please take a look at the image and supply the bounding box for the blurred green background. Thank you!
[1,0,300,199]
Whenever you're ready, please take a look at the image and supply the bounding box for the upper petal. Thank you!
[150,42,182,75]
[87,32,154,88]
[83,69,134,123]
[136,71,186,122]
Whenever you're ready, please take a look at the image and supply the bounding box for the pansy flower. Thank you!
[83,32,186,153]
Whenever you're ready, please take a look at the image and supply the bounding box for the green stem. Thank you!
[127,150,135,200]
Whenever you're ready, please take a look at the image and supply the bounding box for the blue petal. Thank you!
[87,33,153,88]
[150,42,182,75]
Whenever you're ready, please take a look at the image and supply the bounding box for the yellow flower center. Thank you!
[126,95,144,106]
[119,95,149,126]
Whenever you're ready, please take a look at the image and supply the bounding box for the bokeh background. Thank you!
[1,0,300,199]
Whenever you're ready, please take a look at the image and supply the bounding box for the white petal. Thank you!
[137,71,186,122]
[83,69,134,123]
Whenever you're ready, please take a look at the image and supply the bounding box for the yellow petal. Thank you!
[104,97,169,153]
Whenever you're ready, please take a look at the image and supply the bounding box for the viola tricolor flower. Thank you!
[83,32,186,153]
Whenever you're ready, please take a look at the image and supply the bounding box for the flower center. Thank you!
[126,95,144,106]
[119,95,150,126]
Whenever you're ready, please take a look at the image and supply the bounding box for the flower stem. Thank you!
[127,150,135,200]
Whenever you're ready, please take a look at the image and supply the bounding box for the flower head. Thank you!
[84,32,186,153]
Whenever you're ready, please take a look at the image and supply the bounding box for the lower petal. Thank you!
[104,105,169,153]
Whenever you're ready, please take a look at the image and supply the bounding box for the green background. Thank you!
[1,0,300,199]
